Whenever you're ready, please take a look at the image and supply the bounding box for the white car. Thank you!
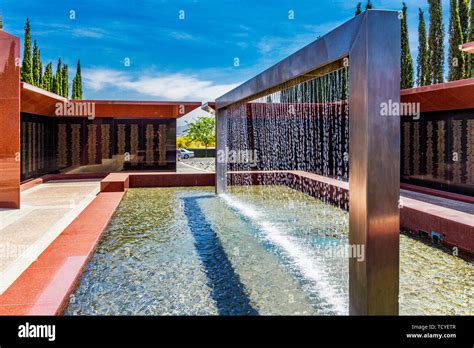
[179,148,195,159]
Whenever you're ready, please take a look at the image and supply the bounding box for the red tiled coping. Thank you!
[130,172,215,187]
[101,173,130,192]
[42,173,109,181]
[400,197,474,253]
[400,183,474,205]
[20,178,44,192]
[100,172,215,192]
[20,173,109,192]
[0,191,125,315]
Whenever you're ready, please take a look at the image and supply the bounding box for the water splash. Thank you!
[220,193,348,314]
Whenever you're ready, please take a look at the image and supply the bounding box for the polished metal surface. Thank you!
[215,10,401,315]
[215,108,228,194]
[348,11,400,315]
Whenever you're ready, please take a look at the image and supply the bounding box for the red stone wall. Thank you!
[0,32,20,208]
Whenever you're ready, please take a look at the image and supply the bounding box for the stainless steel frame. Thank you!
[215,10,400,315]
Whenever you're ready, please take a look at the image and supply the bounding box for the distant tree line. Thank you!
[20,18,83,99]
[356,0,474,88]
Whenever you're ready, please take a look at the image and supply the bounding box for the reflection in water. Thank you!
[181,195,257,315]
[65,186,473,316]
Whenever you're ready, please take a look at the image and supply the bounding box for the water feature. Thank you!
[65,187,473,316]
[226,67,349,192]
[216,10,402,314]
[64,11,470,317]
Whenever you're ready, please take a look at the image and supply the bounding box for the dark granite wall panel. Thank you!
[21,114,177,181]
[401,109,474,196]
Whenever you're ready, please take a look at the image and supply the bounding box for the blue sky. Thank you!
[2,0,452,102]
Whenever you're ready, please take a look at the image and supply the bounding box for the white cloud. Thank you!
[83,68,237,101]
[72,28,106,38]
[167,31,198,41]
[257,36,275,54]
[32,22,107,39]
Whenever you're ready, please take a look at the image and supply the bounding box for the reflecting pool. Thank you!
[65,186,474,315]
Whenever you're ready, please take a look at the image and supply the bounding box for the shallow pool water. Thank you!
[65,186,474,315]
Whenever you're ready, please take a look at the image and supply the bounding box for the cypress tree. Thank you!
[355,3,362,16]
[428,0,445,84]
[53,59,63,96]
[48,64,54,92]
[448,0,466,80]
[469,0,474,77]
[459,0,470,40]
[417,9,430,86]
[38,56,43,89]
[71,75,78,99]
[401,3,414,89]
[42,63,53,92]
[459,0,470,77]
[71,78,76,99]
[32,40,42,87]
[21,18,33,84]
[62,64,69,98]
[78,60,83,99]
[355,1,373,16]
[52,74,56,93]
[72,60,83,100]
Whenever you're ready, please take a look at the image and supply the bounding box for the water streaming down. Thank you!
[226,67,349,182]
[221,67,351,314]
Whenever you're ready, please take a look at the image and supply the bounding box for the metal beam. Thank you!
[215,108,228,194]
[216,14,363,110]
[215,10,401,315]
[348,11,400,315]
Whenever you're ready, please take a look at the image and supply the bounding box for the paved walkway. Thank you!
[0,180,100,294]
